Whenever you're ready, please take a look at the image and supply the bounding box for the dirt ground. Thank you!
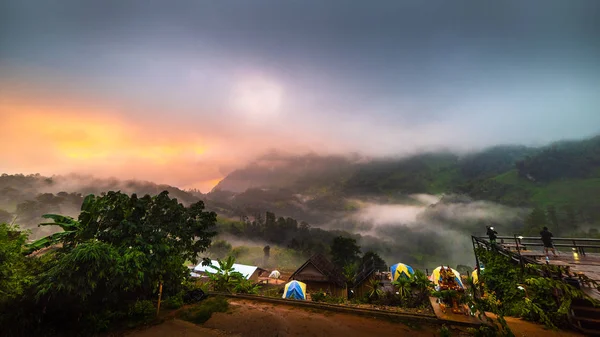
[126,299,584,337]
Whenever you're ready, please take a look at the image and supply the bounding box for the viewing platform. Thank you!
[473,235,600,300]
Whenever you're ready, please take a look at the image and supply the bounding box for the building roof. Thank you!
[193,260,262,280]
[289,253,346,287]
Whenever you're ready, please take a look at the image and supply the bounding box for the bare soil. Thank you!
[126,299,585,337]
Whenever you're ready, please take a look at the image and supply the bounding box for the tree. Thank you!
[0,223,33,303]
[21,191,218,334]
[331,236,361,267]
[361,251,387,271]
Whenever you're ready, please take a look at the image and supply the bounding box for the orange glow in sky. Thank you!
[0,91,222,192]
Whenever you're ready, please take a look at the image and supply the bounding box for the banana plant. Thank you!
[24,214,82,255]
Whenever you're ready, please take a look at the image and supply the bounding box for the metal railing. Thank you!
[477,236,600,257]
[472,236,538,267]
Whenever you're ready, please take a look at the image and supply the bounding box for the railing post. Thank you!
[514,234,524,274]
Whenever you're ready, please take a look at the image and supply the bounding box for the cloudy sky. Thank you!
[1,0,599,191]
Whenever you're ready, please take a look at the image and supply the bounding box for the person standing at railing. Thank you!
[540,226,558,257]
[486,226,498,245]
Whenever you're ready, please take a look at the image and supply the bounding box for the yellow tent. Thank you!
[472,268,484,284]
[430,266,464,288]
[390,263,415,281]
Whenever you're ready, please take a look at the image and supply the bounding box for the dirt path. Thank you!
[204,299,440,337]
[127,299,584,337]
[126,319,233,337]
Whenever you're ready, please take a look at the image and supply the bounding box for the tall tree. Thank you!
[31,191,217,305]
[331,236,361,267]
[361,251,387,271]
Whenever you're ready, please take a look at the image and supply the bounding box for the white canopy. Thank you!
[269,270,281,279]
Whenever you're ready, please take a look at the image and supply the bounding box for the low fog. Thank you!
[327,194,529,270]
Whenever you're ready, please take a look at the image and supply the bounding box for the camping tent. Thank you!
[472,268,484,284]
[269,270,281,279]
[390,263,415,281]
[282,280,307,300]
[430,266,464,289]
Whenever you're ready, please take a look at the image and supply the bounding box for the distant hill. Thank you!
[0,174,206,237]
[3,135,600,238]
[211,135,600,226]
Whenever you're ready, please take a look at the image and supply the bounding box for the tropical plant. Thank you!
[24,214,82,254]
[366,278,384,300]
[410,270,433,304]
[392,278,411,301]
[206,256,259,294]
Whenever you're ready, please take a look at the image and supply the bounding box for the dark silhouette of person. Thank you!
[486,226,498,245]
[540,227,557,257]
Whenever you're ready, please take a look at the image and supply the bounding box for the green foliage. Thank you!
[474,247,600,330]
[164,292,185,309]
[331,236,361,267]
[1,191,217,336]
[128,300,155,323]
[366,278,384,300]
[178,296,229,324]
[0,223,34,303]
[392,278,411,300]
[206,256,260,294]
[310,289,327,302]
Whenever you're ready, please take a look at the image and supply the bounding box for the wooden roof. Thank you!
[290,253,346,287]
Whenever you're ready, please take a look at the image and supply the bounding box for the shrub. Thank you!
[164,292,185,309]
[128,300,155,323]
[178,296,229,324]
[310,290,327,302]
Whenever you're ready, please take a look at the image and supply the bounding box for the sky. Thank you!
[1,0,600,191]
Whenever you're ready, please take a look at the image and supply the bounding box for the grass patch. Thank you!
[178,296,229,324]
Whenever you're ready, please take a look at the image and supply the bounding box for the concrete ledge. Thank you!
[207,292,484,328]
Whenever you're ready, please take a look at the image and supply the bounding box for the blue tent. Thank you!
[390,263,415,281]
[282,280,307,300]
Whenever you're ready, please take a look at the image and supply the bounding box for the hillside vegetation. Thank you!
[211,135,600,229]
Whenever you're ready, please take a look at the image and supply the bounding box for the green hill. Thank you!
[211,135,600,228]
